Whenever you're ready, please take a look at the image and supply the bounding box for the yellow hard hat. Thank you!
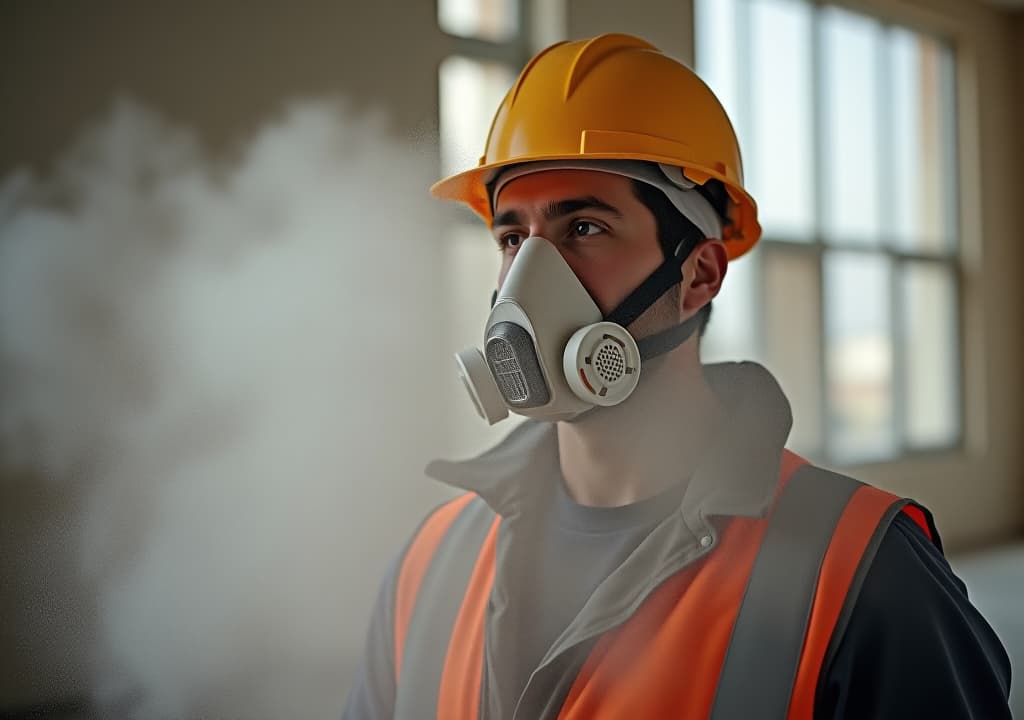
[430,33,761,259]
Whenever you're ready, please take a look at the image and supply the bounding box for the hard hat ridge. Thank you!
[562,34,658,101]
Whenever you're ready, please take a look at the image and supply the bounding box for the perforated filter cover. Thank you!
[564,321,640,406]
[593,340,627,382]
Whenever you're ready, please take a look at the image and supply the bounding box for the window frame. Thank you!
[695,0,964,465]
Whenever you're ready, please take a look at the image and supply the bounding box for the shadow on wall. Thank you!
[0,99,452,719]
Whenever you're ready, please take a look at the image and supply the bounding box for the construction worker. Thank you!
[343,34,1011,719]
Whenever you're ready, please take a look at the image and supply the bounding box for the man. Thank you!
[343,34,1011,719]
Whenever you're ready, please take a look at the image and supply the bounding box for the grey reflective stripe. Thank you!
[393,496,496,720]
[710,465,862,720]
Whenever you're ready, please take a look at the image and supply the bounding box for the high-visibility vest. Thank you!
[391,450,937,719]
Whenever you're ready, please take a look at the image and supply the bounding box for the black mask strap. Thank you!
[636,311,705,360]
[603,223,703,328]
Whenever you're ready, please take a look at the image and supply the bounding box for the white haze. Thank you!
[0,99,461,718]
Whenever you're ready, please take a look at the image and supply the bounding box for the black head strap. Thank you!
[603,222,704,329]
[635,310,704,360]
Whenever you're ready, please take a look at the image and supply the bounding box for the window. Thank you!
[437,0,527,184]
[438,0,532,450]
[439,0,520,43]
[696,0,961,464]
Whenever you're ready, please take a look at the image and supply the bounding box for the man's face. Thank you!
[491,169,664,317]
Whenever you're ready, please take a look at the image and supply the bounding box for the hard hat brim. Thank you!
[431,153,761,261]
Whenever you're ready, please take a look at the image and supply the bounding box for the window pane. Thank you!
[439,56,516,180]
[695,0,741,125]
[702,247,761,364]
[748,0,814,240]
[901,263,958,447]
[822,8,883,245]
[889,30,955,253]
[825,252,895,462]
[438,0,518,42]
[764,249,822,456]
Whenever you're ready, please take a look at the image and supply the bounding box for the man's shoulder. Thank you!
[817,512,1013,717]
[850,510,961,626]
[397,492,496,576]
[409,492,494,545]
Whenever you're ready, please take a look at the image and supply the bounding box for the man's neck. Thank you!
[556,344,723,507]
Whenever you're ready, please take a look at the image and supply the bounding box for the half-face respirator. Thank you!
[455,161,723,425]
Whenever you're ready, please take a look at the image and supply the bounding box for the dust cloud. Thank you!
[0,98,457,718]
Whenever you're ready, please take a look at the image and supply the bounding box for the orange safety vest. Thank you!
[391,451,936,719]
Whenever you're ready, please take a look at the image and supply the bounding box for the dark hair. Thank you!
[630,178,729,339]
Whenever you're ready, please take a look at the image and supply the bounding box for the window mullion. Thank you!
[891,257,908,455]
[940,43,960,256]
[941,40,965,454]
[449,36,525,65]
[951,259,966,453]
[878,24,907,456]
[809,2,831,463]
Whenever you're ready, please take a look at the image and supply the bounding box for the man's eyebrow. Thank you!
[544,196,622,220]
[491,196,623,229]
[492,208,523,228]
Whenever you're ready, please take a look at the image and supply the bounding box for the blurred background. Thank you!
[0,0,1021,717]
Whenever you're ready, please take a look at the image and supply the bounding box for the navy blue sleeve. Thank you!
[342,555,400,720]
[815,512,1013,719]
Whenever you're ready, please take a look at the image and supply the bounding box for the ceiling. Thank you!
[982,0,1024,9]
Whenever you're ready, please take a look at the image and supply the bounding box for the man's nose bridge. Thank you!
[498,234,554,291]
[530,233,556,251]
[524,235,576,277]
[524,233,576,270]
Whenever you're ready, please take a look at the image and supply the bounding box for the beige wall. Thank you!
[0,1,450,171]
[0,0,1021,712]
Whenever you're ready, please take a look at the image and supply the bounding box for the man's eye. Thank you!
[500,233,523,249]
[572,221,603,237]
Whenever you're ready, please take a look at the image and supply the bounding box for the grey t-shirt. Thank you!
[507,471,687,700]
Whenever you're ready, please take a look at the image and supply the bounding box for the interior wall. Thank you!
[0,1,449,171]
[1019,13,1024,230]
[0,0,1021,713]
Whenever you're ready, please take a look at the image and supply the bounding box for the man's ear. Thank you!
[681,239,728,315]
